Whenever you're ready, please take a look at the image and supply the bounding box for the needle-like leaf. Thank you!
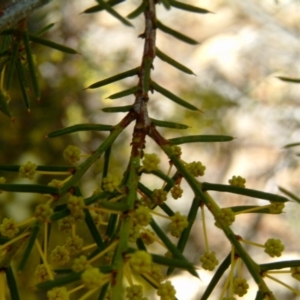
[277,76,300,84]
[152,81,199,111]
[170,0,212,14]
[47,124,113,138]
[156,20,198,45]
[169,135,233,144]
[86,68,139,89]
[156,47,195,75]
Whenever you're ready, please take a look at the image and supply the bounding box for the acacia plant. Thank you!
[0,1,300,300]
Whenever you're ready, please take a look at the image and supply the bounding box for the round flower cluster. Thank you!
[67,195,85,221]
[269,202,285,214]
[152,189,167,205]
[34,204,53,223]
[65,235,83,255]
[58,216,75,233]
[47,287,69,300]
[140,230,155,245]
[72,255,91,272]
[35,264,52,283]
[214,208,235,228]
[129,224,141,243]
[134,206,151,226]
[171,185,183,199]
[142,153,160,172]
[81,267,104,289]
[0,218,19,238]
[169,212,189,238]
[102,174,120,192]
[51,245,70,266]
[291,266,300,281]
[149,264,164,283]
[126,284,148,300]
[129,250,152,273]
[186,161,206,177]
[228,175,246,188]
[199,251,219,271]
[140,196,153,208]
[233,278,249,296]
[264,238,284,257]
[19,161,37,179]
[171,145,182,158]
[63,145,81,164]
[157,281,176,300]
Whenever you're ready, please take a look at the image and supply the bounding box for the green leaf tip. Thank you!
[82,0,124,14]
[82,0,125,14]
[156,47,195,75]
[102,105,132,113]
[171,1,212,14]
[277,76,300,84]
[283,142,300,149]
[35,22,56,36]
[86,67,139,89]
[29,35,78,54]
[156,20,198,45]
[169,135,234,145]
[278,186,300,204]
[22,31,40,100]
[96,0,133,27]
[160,0,171,10]
[202,182,289,203]
[4,37,19,91]
[48,124,113,138]
[151,118,189,129]
[107,86,139,99]
[16,58,31,111]
[152,81,199,111]
[127,1,147,19]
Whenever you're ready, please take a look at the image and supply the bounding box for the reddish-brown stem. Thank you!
[130,0,157,157]
[148,123,169,147]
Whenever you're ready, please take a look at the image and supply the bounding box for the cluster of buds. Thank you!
[169,212,188,238]
[67,195,85,221]
[102,174,120,192]
[214,208,235,228]
[0,135,292,300]
[264,238,284,257]
[186,161,206,177]
[19,161,37,179]
[142,153,160,172]
[63,145,81,164]
[199,251,219,271]
[34,204,53,223]
[228,175,246,188]
[0,218,19,238]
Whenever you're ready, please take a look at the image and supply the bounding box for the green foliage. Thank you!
[0,1,299,300]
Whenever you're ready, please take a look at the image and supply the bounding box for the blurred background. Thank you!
[1,0,300,299]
